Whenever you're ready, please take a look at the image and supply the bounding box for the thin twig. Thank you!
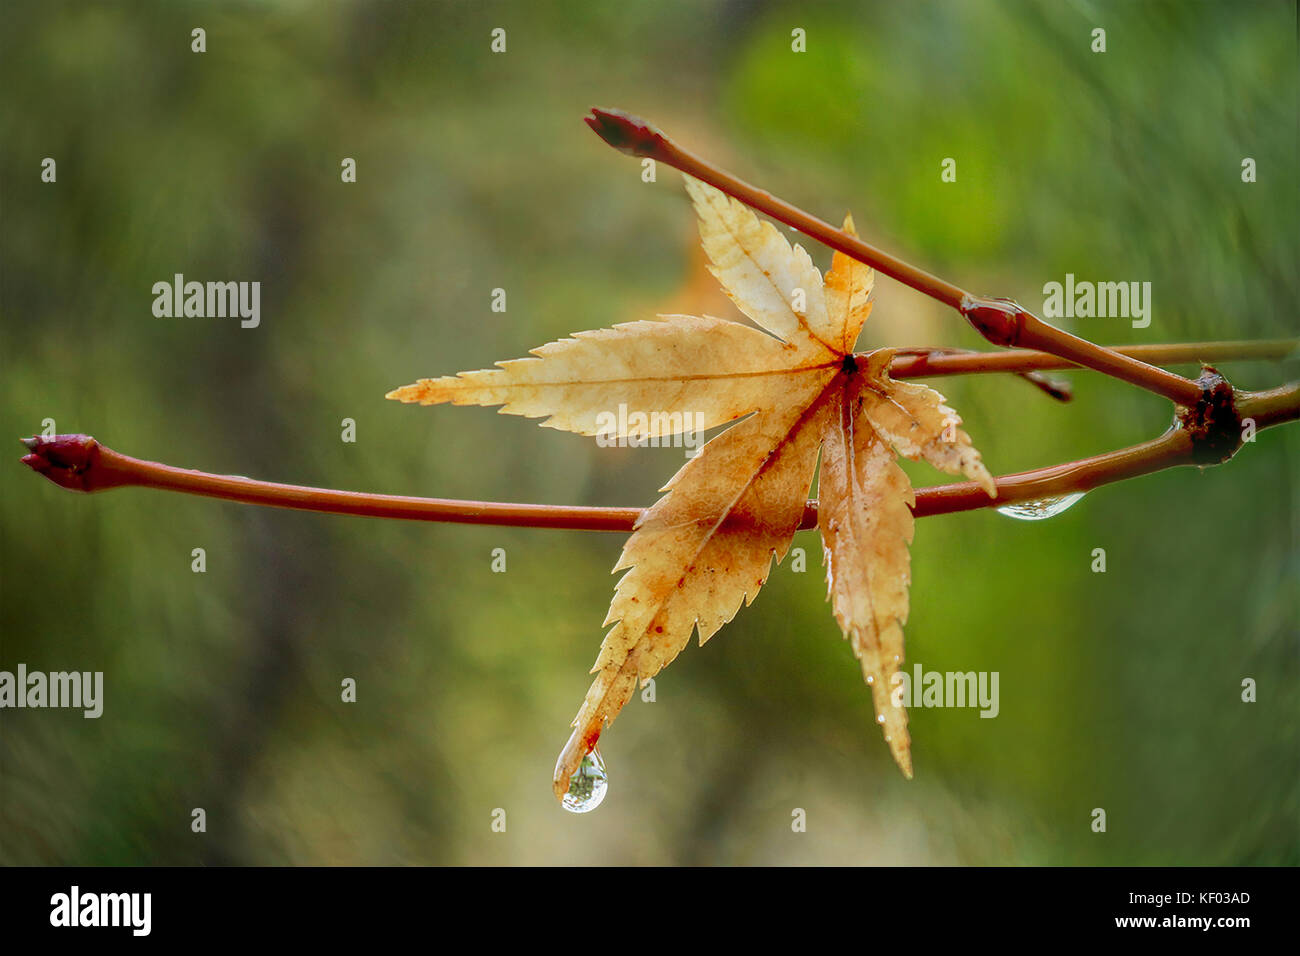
[20,435,644,532]
[890,347,1074,400]
[19,397,1291,534]
[886,338,1298,379]
[1237,381,1300,430]
[586,107,1207,406]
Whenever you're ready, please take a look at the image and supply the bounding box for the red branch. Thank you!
[21,381,1296,533]
[889,339,1297,378]
[17,105,1299,538]
[586,107,1210,406]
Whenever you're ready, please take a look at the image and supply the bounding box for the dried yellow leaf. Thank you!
[387,176,996,799]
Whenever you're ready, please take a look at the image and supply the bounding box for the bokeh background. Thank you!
[1,0,1295,865]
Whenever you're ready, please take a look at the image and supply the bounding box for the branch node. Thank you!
[585,107,665,158]
[19,434,105,492]
[959,295,1027,347]
[1178,366,1243,465]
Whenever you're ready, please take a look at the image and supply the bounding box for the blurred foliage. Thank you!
[1,0,1295,864]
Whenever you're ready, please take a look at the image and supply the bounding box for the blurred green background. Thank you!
[1,0,1295,865]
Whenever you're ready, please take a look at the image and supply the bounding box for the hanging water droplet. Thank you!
[996,492,1086,521]
[876,714,886,724]
[561,749,608,814]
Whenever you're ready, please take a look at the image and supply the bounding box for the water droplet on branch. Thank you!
[996,492,1086,521]
[561,749,608,814]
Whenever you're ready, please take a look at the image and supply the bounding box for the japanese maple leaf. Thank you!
[387,177,996,798]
